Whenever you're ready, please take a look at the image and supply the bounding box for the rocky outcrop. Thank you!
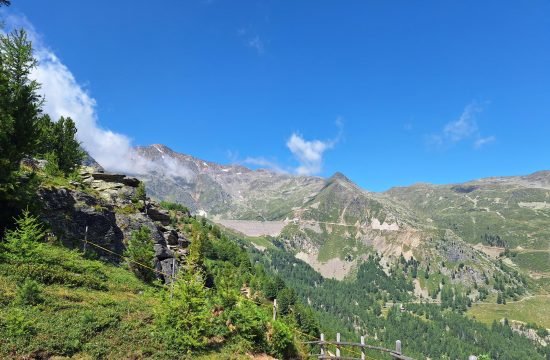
[80,167,141,207]
[146,206,171,226]
[38,187,125,262]
[37,167,191,283]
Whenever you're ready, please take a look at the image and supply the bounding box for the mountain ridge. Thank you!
[127,144,549,287]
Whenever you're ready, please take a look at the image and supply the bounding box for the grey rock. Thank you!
[147,207,171,225]
[154,257,179,283]
[154,243,173,260]
[164,229,179,245]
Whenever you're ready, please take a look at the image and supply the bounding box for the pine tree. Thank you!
[0,29,42,184]
[125,226,155,282]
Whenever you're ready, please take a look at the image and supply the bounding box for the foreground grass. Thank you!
[0,244,169,359]
[0,242,274,359]
[468,295,550,329]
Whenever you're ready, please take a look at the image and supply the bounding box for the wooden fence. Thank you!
[304,333,413,360]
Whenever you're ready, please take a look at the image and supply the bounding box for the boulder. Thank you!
[147,207,171,225]
[121,177,140,187]
[91,173,127,183]
[178,235,191,248]
[154,243,173,260]
[164,229,179,245]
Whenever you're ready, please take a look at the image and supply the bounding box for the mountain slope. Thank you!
[135,144,324,220]
[132,144,549,286]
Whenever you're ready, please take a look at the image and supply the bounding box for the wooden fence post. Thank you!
[392,340,402,359]
[360,335,366,360]
[273,299,277,321]
[336,333,341,357]
[170,257,176,299]
[319,333,325,358]
[83,226,88,254]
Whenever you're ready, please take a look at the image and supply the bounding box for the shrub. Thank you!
[159,200,189,214]
[268,320,296,359]
[3,209,45,259]
[154,271,211,352]
[132,182,146,204]
[2,307,35,338]
[125,226,155,282]
[223,300,267,350]
[43,152,62,177]
[15,279,42,305]
[4,263,107,290]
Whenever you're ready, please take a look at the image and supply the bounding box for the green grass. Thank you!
[246,235,276,250]
[511,251,550,273]
[468,295,550,329]
[0,242,168,359]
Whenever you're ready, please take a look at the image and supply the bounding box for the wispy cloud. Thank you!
[243,157,288,174]
[427,103,495,150]
[247,36,265,54]
[238,27,265,55]
[4,14,192,180]
[474,136,496,149]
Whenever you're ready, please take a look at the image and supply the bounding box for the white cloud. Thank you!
[474,136,496,149]
[285,122,343,176]
[285,119,343,176]
[428,103,495,150]
[4,14,192,180]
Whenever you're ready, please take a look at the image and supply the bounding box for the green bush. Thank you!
[132,182,146,204]
[3,209,45,259]
[159,200,189,214]
[2,307,35,339]
[43,152,62,177]
[154,271,211,352]
[125,226,155,282]
[223,300,267,350]
[15,279,42,306]
[268,320,296,359]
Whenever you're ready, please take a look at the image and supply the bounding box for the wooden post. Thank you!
[170,258,175,299]
[319,333,325,358]
[273,299,277,321]
[392,339,402,359]
[83,226,88,254]
[336,333,341,357]
[360,335,365,360]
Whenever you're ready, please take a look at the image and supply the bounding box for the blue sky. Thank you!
[6,0,550,191]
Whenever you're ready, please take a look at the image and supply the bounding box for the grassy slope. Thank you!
[0,242,262,359]
[386,183,550,251]
[468,295,550,329]
[0,243,164,359]
[511,251,550,273]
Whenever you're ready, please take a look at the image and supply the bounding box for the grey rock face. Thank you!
[38,187,125,262]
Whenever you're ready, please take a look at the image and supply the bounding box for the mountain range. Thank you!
[132,144,550,287]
